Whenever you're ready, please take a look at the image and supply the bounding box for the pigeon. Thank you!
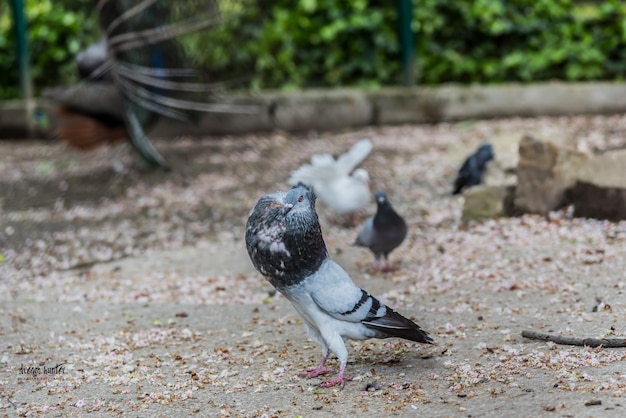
[452,142,495,194]
[288,139,373,219]
[45,1,257,168]
[245,183,432,388]
[354,190,408,272]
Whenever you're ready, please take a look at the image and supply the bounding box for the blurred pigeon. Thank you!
[354,190,407,272]
[453,142,495,194]
[245,183,432,388]
[45,0,257,168]
[288,139,373,219]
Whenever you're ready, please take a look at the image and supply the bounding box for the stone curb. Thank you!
[3,82,626,139]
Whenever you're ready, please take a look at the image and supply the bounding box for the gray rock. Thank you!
[515,135,588,215]
[567,149,626,220]
[487,132,524,174]
[462,184,516,222]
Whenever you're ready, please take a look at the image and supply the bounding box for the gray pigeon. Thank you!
[245,183,432,388]
[453,142,495,194]
[354,190,407,272]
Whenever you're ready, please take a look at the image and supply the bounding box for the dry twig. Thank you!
[521,331,626,348]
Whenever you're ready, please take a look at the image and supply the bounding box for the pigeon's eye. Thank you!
[298,195,304,203]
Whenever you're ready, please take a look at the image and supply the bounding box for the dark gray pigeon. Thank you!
[453,142,495,194]
[245,183,432,388]
[354,191,407,272]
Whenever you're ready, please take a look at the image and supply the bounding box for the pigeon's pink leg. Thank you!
[321,363,352,388]
[298,350,334,378]
[374,258,395,273]
[380,257,396,273]
[381,260,394,273]
[373,257,384,273]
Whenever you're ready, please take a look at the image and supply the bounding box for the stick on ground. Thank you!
[521,331,626,348]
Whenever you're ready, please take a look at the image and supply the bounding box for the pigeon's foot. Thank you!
[381,264,396,273]
[298,367,334,379]
[373,262,395,274]
[320,364,351,388]
[320,373,352,388]
[299,351,332,379]
[378,259,397,273]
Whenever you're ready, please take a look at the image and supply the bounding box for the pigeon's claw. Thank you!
[297,367,334,379]
[320,372,352,389]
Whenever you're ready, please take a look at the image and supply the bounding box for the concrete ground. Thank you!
[1,115,626,417]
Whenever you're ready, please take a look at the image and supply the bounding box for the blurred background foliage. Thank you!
[2,0,626,100]
[0,0,101,100]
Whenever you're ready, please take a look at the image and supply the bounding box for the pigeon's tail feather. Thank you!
[288,163,323,187]
[335,138,373,176]
[363,308,433,344]
[352,234,370,248]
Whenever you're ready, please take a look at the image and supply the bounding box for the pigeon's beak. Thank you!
[283,203,294,216]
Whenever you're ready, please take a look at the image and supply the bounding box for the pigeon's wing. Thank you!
[306,260,369,322]
[310,153,335,166]
[288,156,341,186]
[307,260,432,344]
[288,139,372,186]
[335,139,373,177]
[453,156,474,194]
[353,216,375,247]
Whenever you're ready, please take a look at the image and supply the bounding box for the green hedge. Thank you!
[192,0,402,89]
[2,0,626,100]
[0,0,99,100]
[415,0,626,83]
[205,0,626,88]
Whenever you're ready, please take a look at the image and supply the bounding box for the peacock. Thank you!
[46,0,256,169]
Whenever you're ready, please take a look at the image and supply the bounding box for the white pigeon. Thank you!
[245,183,432,388]
[288,139,373,216]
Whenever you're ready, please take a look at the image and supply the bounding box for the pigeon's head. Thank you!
[476,142,495,165]
[245,183,327,287]
[283,182,317,220]
[375,190,388,206]
[373,190,405,227]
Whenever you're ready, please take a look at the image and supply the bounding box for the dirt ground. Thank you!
[2,116,626,417]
